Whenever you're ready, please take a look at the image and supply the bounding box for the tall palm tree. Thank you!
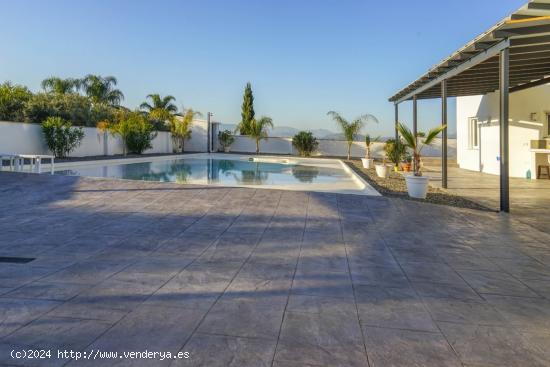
[327,111,379,160]
[140,94,178,122]
[82,75,124,106]
[41,77,81,94]
[397,122,446,176]
[248,116,273,154]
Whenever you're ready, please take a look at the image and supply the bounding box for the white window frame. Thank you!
[468,117,479,149]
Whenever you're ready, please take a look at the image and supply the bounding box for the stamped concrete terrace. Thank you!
[1,172,550,366]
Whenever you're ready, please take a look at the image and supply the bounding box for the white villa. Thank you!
[457,85,550,179]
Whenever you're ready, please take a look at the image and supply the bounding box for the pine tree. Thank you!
[238,82,255,135]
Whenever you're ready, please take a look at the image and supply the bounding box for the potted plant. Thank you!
[218,130,235,152]
[397,122,446,199]
[384,138,406,173]
[361,134,380,169]
[401,153,412,172]
[375,158,392,178]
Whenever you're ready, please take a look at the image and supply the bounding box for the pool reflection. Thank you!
[56,158,348,186]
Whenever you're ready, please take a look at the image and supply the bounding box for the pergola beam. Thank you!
[510,43,550,54]
[510,34,550,46]
[391,39,510,103]
[511,13,542,20]
[475,41,499,50]
[528,2,550,10]
[450,70,550,84]
[475,55,550,66]
[510,75,550,92]
[448,74,550,87]
[456,64,550,77]
[494,23,550,38]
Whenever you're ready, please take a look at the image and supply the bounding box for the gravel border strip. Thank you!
[345,160,494,212]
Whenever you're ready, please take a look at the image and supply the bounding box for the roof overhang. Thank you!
[389,1,550,104]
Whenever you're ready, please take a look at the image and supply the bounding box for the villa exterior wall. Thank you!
[456,85,549,178]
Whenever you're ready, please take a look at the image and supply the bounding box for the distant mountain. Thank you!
[219,124,338,139]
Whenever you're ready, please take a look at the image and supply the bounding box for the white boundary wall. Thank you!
[0,119,456,159]
[457,84,549,178]
[228,135,456,158]
[0,120,208,157]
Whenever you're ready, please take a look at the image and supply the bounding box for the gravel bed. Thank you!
[346,160,493,212]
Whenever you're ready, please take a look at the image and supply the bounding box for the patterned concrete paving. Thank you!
[423,160,550,235]
[0,172,550,366]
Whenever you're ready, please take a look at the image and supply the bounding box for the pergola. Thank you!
[389,0,550,212]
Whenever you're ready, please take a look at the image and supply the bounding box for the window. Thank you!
[468,117,479,149]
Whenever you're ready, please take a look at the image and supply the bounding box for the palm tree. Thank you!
[169,108,202,153]
[41,77,81,94]
[82,75,124,106]
[327,111,378,160]
[397,122,446,176]
[248,116,273,154]
[365,134,381,158]
[140,94,178,122]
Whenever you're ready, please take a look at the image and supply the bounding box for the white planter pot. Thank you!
[224,146,230,153]
[375,164,391,178]
[361,158,374,169]
[405,175,430,199]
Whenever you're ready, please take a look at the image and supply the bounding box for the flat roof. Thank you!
[389,1,550,103]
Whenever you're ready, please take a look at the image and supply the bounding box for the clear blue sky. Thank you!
[0,0,526,136]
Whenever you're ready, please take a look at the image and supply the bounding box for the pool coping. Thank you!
[49,153,381,196]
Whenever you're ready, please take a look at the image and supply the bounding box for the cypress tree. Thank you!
[239,82,255,135]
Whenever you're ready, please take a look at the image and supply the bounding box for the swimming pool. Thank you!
[54,153,379,195]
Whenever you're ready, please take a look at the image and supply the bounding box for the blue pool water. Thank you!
[55,157,358,187]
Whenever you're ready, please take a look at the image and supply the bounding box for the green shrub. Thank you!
[292,131,319,157]
[384,138,407,166]
[0,82,32,122]
[41,117,84,158]
[25,93,116,127]
[107,111,157,155]
[218,130,235,151]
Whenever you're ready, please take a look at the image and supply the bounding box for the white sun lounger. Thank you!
[0,154,55,174]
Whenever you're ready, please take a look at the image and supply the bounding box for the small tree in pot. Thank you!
[361,134,380,168]
[384,138,406,172]
[218,130,235,152]
[397,122,446,199]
